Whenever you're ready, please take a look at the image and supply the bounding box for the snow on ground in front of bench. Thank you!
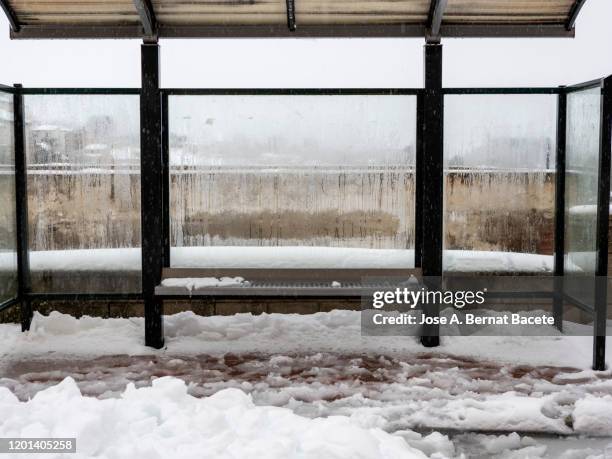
[0,377,424,459]
[1,311,612,458]
[1,309,608,367]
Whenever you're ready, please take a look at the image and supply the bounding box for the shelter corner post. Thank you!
[553,87,567,332]
[593,76,612,370]
[13,83,31,331]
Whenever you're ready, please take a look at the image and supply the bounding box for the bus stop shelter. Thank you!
[0,0,610,369]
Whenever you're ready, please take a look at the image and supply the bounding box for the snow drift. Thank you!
[0,376,426,459]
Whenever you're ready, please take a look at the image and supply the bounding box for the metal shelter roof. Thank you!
[0,0,588,40]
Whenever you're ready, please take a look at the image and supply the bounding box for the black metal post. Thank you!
[421,43,443,347]
[285,0,296,32]
[161,91,170,267]
[415,92,424,268]
[140,43,164,348]
[593,76,611,370]
[553,88,567,331]
[13,84,31,331]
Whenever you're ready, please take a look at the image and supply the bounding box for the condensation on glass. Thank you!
[564,87,602,304]
[169,95,416,268]
[24,95,141,293]
[443,94,557,272]
[0,91,17,303]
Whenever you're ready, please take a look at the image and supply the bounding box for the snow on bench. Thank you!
[161,277,248,292]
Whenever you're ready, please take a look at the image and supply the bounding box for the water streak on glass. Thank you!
[169,95,417,267]
[564,87,602,305]
[443,94,557,272]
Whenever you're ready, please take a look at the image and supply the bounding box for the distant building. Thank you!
[465,136,553,170]
[28,125,81,164]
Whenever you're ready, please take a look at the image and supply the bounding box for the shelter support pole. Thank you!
[553,88,567,332]
[420,43,443,347]
[140,43,164,348]
[13,84,31,331]
[593,76,611,370]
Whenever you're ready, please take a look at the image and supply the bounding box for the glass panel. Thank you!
[443,94,557,272]
[169,95,416,269]
[564,87,602,304]
[25,95,141,293]
[0,91,17,303]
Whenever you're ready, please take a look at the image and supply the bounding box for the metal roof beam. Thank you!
[0,0,19,32]
[566,0,587,30]
[440,24,574,38]
[10,23,576,40]
[426,0,448,42]
[133,0,157,41]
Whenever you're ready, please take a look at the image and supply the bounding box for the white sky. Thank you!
[0,0,610,88]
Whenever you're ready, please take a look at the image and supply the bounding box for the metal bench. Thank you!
[155,268,422,298]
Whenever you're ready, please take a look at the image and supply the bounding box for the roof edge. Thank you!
[10,23,575,40]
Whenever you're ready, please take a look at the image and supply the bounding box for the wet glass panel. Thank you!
[24,95,141,293]
[564,87,602,305]
[169,95,416,269]
[0,92,17,303]
[443,94,557,273]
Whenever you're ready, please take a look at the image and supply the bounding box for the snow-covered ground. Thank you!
[1,310,611,458]
[0,378,423,459]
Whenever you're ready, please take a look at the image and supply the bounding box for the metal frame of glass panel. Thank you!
[165,92,418,272]
[442,91,559,263]
[22,92,142,296]
[0,85,18,313]
[6,88,143,328]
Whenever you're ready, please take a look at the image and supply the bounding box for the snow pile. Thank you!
[396,430,456,458]
[453,432,546,458]
[443,250,554,273]
[573,395,612,436]
[1,310,609,369]
[161,276,247,291]
[0,247,564,273]
[172,246,414,270]
[568,204,612,216]
[406,393,573,434]
[0,312,147,358]
[171,247,558,273]
[0,377,425,459]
